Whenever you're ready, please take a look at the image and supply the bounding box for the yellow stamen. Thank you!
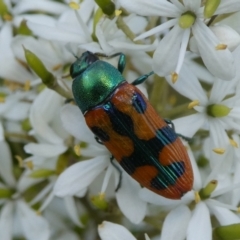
[3,13,12,21]
[237,207,240,213]
[212,148,225,154]
[74,144,81,156]
[24,80,31,91]
[215,44,227,50]
[36,210,42,216]
[52,64,62,71]
[99,192,105,200]
[0,96,5,103]
[115,10,122,16]
[194,191,201,203]
[229,138,238,148]
[188,100,200,109]
[15,155,24,168]
[26,161,34,170]
[69,2,80,10]
[171,72,178,83]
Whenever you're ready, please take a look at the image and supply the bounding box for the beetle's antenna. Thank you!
[65,43,78,59]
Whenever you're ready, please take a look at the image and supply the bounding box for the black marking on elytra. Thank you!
[101,96,184,189]
[91,126,110,142]
[132,92,146,114]
[103,102,134,136]
[150,161,185,190]
[156,127,177,145]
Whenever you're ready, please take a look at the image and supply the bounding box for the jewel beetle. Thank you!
[70,51,193,199]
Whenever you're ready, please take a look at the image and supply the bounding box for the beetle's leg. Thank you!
[132,71,154,85]
[110,156,122,192]
[95,52,126,73]
[164,119,175,131]
[95,136,104,145]
[164,119,192,142]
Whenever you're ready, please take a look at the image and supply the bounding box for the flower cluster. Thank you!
[1,0,240,239]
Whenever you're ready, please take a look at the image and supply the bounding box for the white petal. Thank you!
[139,188,194,207]
[187,202,211,240]
[161,205,191,240]
[13,0,68,15]
[0,202,14,240]
[173,114,205,138]
[192,19,235,80]
[153,25,184,76]
[17,170,47,193]
[216,0,240,15]
[24,143,67,158]
[0,23,34,82]
[13,14,56,28]
[183,0,201,10]
[0,121,3,141]
[186,145,202,191]
[4,102,30,121]
[30,88,64,144]
[0,141,16,187]
[116,173,147,224]
[54,156,109,196]
[118,0,180,17]
[209,205,240,225]
[98,221,136,240]
[60,104,96,145]
[166,63,208,104]
[17,200,50,240]
[64,197,84,227]
[27,22,87,43]
[209,77,237,103]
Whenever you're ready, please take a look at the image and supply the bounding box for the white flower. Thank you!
[98,221,150,240]
[119,0,240,80]
[0,140,50,240]
[166,47,240,150]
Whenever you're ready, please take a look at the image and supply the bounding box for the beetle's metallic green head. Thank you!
[71,51,125,114]
[70,51,99,78]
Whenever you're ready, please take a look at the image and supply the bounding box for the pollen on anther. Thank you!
[194,191,201,203]
[24,80,31,91]
[171,72,178,83]
[229,138,238,148]
[69,2,80,10]
[215,44,227,50]
[115,10,122,16]
[212,148,225,154]
[188,100,200,109]
[74,144,81,156]
[26,161,34,170]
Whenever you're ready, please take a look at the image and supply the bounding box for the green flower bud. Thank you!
[214,223,240,240]
[204,0,221,18]
[179,11,196,29]
[207,104,231,117]
[199,180,217,200]
[29,169,55,178]
[21,118,32,131]
[91,194,108,210]
[0,188,14,198]
[24,47,55,86]
[18,20,32,35]
[95,0,115,16]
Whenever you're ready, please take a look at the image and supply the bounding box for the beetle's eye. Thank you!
[86,52,99,65]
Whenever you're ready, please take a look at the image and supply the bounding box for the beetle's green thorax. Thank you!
[71,52,125,114]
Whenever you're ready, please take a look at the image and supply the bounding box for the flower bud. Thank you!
[179,11,196,29]
[204,0,221,18]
